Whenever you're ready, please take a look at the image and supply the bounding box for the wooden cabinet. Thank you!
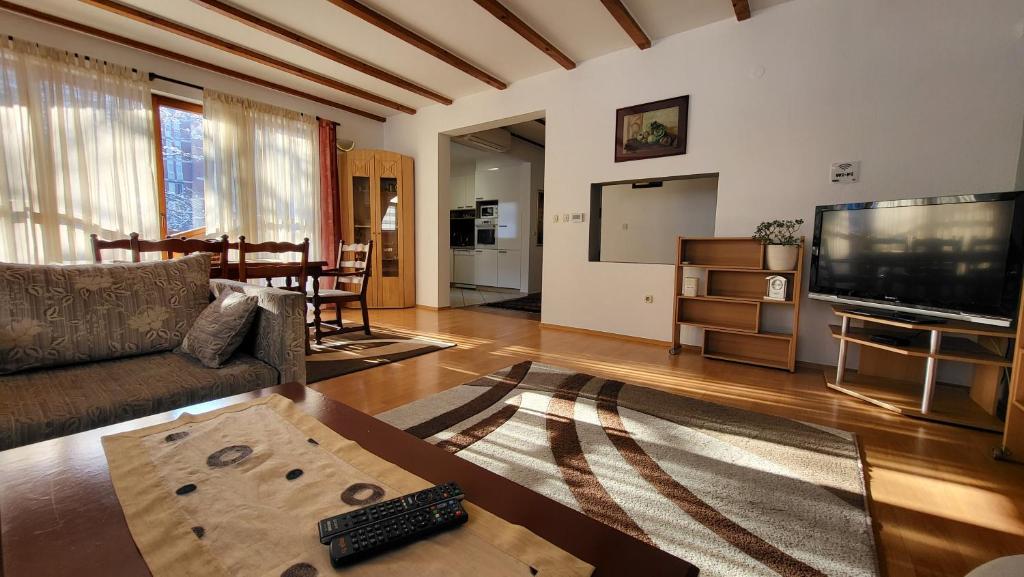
[339,149,415,308]
[473,249,498,286]
[999,300,1024,461]
[497,249,521,288]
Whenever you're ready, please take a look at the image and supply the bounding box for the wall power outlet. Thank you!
[644,295,654,304]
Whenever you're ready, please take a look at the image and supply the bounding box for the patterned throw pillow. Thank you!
[177,289,259,368]
[0,253,212,374]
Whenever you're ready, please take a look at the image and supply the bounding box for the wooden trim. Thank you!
[0,1,385,122]
[599,0,650,49]
[326,0,507,90]
[416,304,451,311]
[732,0,751,21]
[471,0,576,70]
[539,322,676,347]
[80,0,415,114]
[191,0,452,105]
[151,94,202,239]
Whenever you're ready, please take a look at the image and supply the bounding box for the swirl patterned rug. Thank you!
[306,330,455,383]
[378,361,879,577]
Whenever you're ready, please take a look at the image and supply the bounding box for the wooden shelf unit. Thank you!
[827,305,1016,432]
[999,298,1024,461]
[670,237,804,372]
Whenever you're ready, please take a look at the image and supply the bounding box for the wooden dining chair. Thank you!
[308,241,373,343]
[135,235,230,276]
[90,232,140,263]
[236,237,311,292]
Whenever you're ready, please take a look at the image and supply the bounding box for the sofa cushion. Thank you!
[0,350,277,450]
[0,253,212,374]
[178,289,259,368]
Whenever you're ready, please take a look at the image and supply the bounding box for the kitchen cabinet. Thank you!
[473,249,498,287]
[452,249,475,285]
[497,249,521,289]
[450,174,475,210]
[339,149,415,308]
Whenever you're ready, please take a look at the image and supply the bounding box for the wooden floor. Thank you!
[314,306,1024,577]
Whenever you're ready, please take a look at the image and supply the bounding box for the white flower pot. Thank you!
[765,244,798,271]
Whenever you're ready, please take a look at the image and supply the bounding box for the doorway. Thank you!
[442,115,545,317]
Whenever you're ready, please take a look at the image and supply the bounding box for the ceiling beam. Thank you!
[79,0,415,114]
[190,0,452,105]
[325,0,507,90]
[472,0,575,70]
[0,1,385,122]
[599,0,650,49]
[732,0,751,21]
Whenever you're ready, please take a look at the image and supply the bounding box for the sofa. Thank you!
[0,253,307,451]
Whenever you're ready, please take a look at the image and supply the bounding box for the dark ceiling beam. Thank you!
[0,1,385,122]
[599,0,650,49]
[325,0,507,90]
[472,0,575,70]
[732,0,751,21]
[191,0,452,105]
[79,0,415,114]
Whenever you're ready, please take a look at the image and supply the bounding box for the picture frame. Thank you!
[614,95,689,163]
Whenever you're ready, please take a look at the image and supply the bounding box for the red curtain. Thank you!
[318,118,341,276]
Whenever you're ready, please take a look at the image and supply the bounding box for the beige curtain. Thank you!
[203,90,320,257]
[0,38,158,264]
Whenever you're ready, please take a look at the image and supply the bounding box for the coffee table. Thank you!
[0,383,698,576]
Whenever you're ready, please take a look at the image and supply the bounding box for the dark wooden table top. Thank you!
[0,384,698,577]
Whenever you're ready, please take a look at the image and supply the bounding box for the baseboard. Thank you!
[415,304,451,311]
[539,322,678,347]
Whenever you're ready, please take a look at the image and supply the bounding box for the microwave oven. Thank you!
[479,205,498,218]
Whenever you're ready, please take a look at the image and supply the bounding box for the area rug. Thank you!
[378,362,879,577]
[306,330,455,383]
[482,293,541,314]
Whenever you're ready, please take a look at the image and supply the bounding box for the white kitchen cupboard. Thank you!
[452,249,475,284]
[450,174,475,210]
[497,249,521,288]
[473,249,498,286]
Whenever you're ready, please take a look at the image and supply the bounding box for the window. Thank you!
[153,96,205,238]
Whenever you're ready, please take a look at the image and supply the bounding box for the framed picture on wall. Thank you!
[614,95,688,162]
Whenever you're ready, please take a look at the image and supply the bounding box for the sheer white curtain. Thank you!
[203,90,320,256]
[0,38,158,264]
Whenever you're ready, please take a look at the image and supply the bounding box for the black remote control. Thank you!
[328,496,469,567]
[318,482,464,545]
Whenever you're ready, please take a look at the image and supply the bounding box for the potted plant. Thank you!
[753,219,804,271]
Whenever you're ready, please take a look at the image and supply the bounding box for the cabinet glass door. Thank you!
[379,177,399,278]
[352,176,372,245]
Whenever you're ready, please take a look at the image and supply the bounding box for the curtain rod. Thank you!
[149,72,202,91]
[6,35,137,73]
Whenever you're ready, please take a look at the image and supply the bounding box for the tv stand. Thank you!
[847,307,946,325]
[826,305,1013,431]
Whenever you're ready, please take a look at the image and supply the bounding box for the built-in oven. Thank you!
[475,218,497,246]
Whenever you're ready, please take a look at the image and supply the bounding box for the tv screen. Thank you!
[809,192,1024,325]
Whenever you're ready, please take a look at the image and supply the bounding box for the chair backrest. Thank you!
[335,240,373,297]
[136,235,229,274]
[237,237,310,290]
[91,232,140,263]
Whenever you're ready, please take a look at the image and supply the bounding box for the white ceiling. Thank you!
[5,0,792,120]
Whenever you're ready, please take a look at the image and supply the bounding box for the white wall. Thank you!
[0,11,385,146]
[386,0,1024,366]
[599,177,718,264]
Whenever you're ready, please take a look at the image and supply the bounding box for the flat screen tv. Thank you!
[809,192,1024,326]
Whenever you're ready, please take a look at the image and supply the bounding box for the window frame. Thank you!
[152,95,205,239]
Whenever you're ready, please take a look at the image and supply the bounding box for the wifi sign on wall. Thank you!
[830,161,860,183]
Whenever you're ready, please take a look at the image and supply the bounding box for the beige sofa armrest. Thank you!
[209,279,306,385]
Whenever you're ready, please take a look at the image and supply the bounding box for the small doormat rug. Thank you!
[101,394,592,577]
[379,362,880,577]
[306,330,455,383]
[483,293,541,314]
